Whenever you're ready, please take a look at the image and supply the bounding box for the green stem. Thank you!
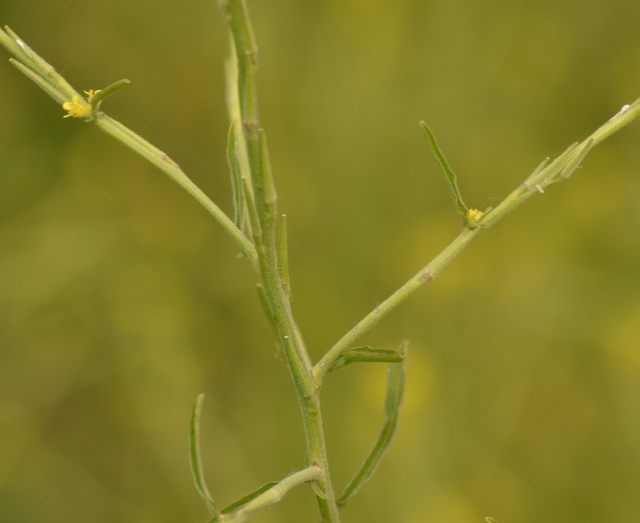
[314,226,479,384]
[312,98,640,385]
[92,112,259,272]
[2,26,79,101]
[222,465,323,523]
[220,0,340,520]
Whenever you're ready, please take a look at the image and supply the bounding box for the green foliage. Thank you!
[329,345,406,373]
[2,2,640,523]
[190,393,219,517]
[337,342,407,509]
[421,122,470,224]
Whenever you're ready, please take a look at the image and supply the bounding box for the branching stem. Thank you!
[3,10,639,523]
[312,98,640,384]
[219,0,340,520]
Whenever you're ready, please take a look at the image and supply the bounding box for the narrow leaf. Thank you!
[337,341,408,508]
[555,138,594,182]
[258,129,277,211]
[221,481,278,514]
[224,51,241,122]
[309,479,328,500]
[542,142,578,181]
[421,122,469,220]
[277,214,291,300]
[189,394,219,517]
[89,79,131,111]
[486,518,499,523]
[522,156,551,188]
[329,346,406,373]
[241,172,260,238]
[227,121,246,228]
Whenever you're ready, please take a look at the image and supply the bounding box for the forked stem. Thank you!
[313,98,640,385]
[3,9,639,523]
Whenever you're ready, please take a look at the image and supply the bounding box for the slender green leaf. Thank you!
[258,129,277,218]
[89,79,131,112]
[242,172,260,239]
[329,345,406,373]
[309,479,329,500]
[420,122,469,221]
[221,481,278,514]
[521,156,551,189]
[189,394,219,517]
[277,214,291,300]
[219,0,258,122]
[540,142,578,182]
[227,121,246,228]
[555,138,594,182]
[224,53,257,237]
[486,518,499,523]
[337,342,408,508]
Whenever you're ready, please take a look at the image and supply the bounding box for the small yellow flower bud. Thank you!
[466,208,484,222]
[83,89,101,101]
[62,94,90,118]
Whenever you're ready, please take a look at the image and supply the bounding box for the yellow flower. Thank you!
[466,208,484,222]
[84,89,101,101]
[62,95,90,118]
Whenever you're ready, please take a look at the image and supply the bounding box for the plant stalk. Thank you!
[313,98,640,384]
[219,0,341,520]
[93,112,260,272]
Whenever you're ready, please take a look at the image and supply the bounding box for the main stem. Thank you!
[219,0,340,520]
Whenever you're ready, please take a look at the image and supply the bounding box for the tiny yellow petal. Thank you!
[466,208,483,221]
[84,89,101,102]
[62,94,90,119]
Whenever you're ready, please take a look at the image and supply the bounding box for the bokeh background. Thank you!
[1,0,640,522]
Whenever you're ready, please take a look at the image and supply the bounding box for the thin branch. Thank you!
[221,465,323,523]
[313,99,640,385]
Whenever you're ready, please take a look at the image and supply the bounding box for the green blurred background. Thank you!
[1,0,640,522]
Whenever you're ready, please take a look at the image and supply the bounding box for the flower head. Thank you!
[466,208,484,222]
[62,95,91,118]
